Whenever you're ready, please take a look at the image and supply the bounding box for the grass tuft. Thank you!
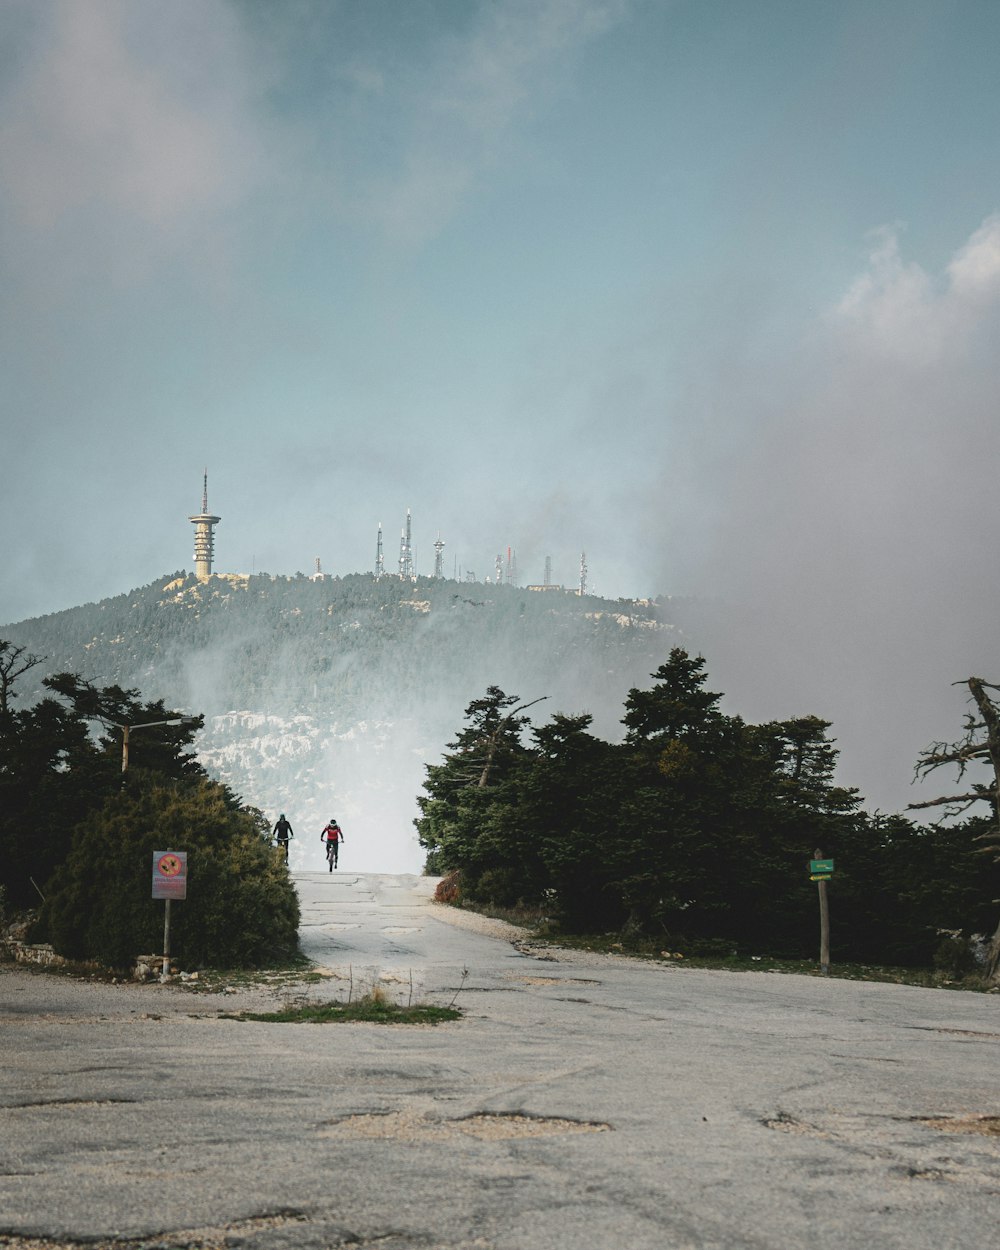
[225,989,461,1025]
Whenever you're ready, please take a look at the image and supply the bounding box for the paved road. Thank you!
[2,872,1000,1250]
[295,871,532,1002]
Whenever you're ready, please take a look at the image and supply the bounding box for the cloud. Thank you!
[642,215,1000,814]
[0,0,269,277]
[834,216,1000,363]
[667,214,1000,596]
[363,0,631,245]
[338,61,386,96]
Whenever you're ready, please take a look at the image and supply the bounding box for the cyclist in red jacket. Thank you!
[321,819,344,871]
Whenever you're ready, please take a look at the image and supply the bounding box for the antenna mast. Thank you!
[376,523,384,579]
[434,533,445,579]
[188,470,221,581]
[398,509,414,580]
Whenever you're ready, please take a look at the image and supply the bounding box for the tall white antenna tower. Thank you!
[399,509,414,580]
[434,533,445,579]
[579,551,588,596]
[375,523,384,579]
[188,469,221,581]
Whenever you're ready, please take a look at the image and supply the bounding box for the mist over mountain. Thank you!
[4,571,687,873]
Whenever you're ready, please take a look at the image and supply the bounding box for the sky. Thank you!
[3,0,1000,816]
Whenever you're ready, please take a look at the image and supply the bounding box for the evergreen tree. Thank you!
[415,685,542,881]
[909,676,1000,978]
[0,668,204,906]
[41,777,299,969]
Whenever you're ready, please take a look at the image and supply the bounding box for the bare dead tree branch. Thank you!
[477,695,549,789]
[907,793,985,811]
[916,743,991,768]
[912,676,1000,980]
[0,640,45,720]
[953,678,1000,694]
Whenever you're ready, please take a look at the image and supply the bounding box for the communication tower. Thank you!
[494,553,503,584]
[398,509,414,580]
[434,533,445,579]
[579,551,588,597]
[188,471,221,581]
[544,555,552,587]
[375,523,384,579]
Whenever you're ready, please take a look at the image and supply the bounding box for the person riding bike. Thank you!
[321,818,344,871]
[272,813,294,863]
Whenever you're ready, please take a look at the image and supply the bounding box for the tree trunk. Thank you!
[967,680,1000,982]
[985,914,1000,983]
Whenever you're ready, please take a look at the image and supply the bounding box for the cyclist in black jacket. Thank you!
[272,814,294,863]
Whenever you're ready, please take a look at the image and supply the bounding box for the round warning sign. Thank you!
[152,850,188,899]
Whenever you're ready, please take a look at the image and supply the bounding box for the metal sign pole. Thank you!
[152,851,186,981]
[162,898,171,981]
[815,847,830,976]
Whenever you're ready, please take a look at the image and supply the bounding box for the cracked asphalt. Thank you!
[2,871,999,1249]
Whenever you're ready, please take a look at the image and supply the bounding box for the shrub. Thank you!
[932,932,979,979]
[40,777,300,969]
[434,870,462,904]
[466,866,523,909]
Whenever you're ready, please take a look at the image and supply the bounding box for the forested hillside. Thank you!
[7,574,999,975]
[3,571,682,870]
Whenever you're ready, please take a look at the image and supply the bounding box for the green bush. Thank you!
[932,933,979,978]
[40,777,300,970]
[466,866,525,909]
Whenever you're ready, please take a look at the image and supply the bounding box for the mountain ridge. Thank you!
[3,570,684,872]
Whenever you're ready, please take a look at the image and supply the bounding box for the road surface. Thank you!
[2,871,1000,1249]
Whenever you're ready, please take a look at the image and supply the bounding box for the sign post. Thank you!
[810,850,833,975]
[152,851,187,981]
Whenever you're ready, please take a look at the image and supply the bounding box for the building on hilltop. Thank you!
[188,471,221,580]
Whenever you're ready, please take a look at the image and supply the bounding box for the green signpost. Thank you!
[810,851,832,974]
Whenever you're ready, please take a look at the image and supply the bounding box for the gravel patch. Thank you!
[0,964,302,1019]
[425,902,532,943]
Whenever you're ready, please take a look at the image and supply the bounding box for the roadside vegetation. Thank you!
[518,932,998,992]
[225,989,461,1025]
[418,650,1000,988]
[0,642,299,971]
